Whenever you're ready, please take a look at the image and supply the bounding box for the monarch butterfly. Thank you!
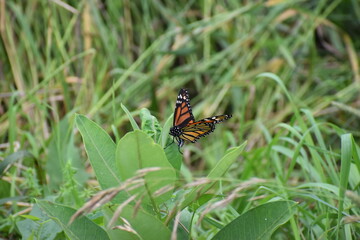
[169,89,232,152]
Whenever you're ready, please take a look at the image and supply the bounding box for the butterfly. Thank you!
[168,89,232,152]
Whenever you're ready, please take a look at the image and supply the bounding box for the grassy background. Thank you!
[1,0,360,239]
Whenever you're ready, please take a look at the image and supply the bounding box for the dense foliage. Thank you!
[1,0,360,239]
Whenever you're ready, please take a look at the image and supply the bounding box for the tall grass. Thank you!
[1,0,360,239]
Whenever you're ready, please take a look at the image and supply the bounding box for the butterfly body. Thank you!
[169,89,232,150]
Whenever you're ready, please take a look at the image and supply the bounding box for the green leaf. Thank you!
[160,113,182,171]
[0,180,11,198]
[0,150,33,176]
[17,204,62,240]
[139,108,162,143]
[121,103,140,130]
[116,130,177,204]
[180,142,247,209]
[161,114,173,148]
[76,114,125,202]
[212,201,298,240]
[20,215,41,221]
[37,200,110,240]
[46,114,87,191]
[164,143,182,171]
[103,205,171,240]
[337,134,353,235]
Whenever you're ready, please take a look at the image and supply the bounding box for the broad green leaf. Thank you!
[212,201,297,240]
[116,130,177,204]
[17,204,62,240]
[76,114,121,187]
[37,200,110,240]
[103,205,171,240]
[180,142,247,209]
[164,143,182,171]
[76,114,125,202]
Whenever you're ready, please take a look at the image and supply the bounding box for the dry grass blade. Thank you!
[50,0,78,13]
[346,190,360,207]
[69,187,122,225]
[153,184,176,197]
[343,215,360,224]
[132,193,146,217]
[171,212,181,240]
[69,176,145,225]
[183,178,212,188]
[108,194,138,228]
[112,217,140,237]
[198,178,267,224]
[135,167,162,175]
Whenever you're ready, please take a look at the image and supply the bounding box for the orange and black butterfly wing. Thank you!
[169,89,232,152]
[173,89,195,128]
[179,114,232,143]
[179,121,215,143]
[198,115,232,124]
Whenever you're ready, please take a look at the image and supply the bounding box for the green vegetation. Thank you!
[1,0,360,239]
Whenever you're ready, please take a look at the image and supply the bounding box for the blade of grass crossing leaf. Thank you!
[121,103,140,130]
[337,134,352,238]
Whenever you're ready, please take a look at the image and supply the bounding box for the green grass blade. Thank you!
[161,114,173,148]
[337,134,353,238]
[121,103,140,130]
[180,142,247,209]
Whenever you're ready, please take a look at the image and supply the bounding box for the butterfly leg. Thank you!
[176,137,184,154]
[177,145,183,154]
[164,137,175,149]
